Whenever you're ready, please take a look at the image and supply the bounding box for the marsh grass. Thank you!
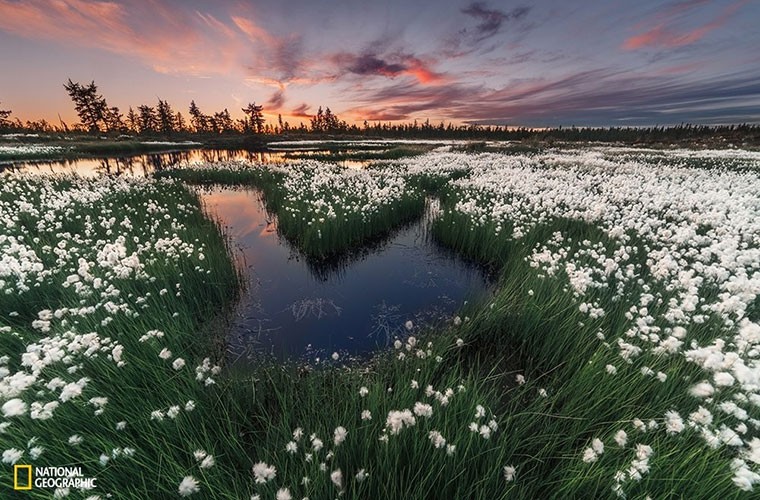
[428,183,748,498]
[0,175,246,498]
[3,147,756,498]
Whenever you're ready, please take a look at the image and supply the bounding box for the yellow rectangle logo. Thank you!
[14,464,32,490]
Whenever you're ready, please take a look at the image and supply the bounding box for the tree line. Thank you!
[0,80,759,145]
[61,79,267,135]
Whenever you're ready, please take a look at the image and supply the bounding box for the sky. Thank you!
[0,0,759,127]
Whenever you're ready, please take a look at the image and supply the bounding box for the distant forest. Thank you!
[1,79,759,145]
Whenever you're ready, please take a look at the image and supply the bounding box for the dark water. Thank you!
[199,187,493,364]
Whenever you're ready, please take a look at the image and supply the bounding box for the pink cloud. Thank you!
[231,15,275,46]
[623,0,748,50]
[0,0,270,76]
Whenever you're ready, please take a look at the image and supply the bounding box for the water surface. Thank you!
[2,147,370,176]
[199,187,493,364]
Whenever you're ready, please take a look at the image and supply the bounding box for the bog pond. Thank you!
[6,150,494,364]
[203,187,492,364]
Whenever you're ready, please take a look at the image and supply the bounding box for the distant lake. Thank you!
[1,147,370,177]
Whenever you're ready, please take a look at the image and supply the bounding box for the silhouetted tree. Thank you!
[104,106,125,133]
[242,102,265,133]
[25,119,53,132]
[323,107,340,131]
[63,79,109,133]
[0,102,12,129]
[156,99,175,134]
[309,106,345,132]
[188,100,208,133]
[310,106,324,132]
[137,105,158,133]
[125,107,138,133]
[175,111,186,133]
[213,108,234,133]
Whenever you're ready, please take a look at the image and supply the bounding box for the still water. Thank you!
[199,187,493,364]
[2,148,368,177]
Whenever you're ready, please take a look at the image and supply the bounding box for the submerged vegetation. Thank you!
[2,145,760,498]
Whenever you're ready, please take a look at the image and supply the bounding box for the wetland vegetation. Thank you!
[2,143,760,499]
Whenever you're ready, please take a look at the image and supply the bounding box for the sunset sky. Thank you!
[0,0,758,127]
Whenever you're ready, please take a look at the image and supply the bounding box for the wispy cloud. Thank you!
[231,15,276,46]
[290,103,312,119]
[266,89,286,109]
[332,52,446,84]
[460,2,531,42]
[0,0,247,75]
[346,64,760,126]
[623,0,748,50]
[442,2,533,58]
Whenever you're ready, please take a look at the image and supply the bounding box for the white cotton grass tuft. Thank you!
[386,409,416,434]
[428,430,447,449]
[592,438,604,455]
[614,430,628,447]
[665,410,685,435]
[178,475,200,497]
[355,468,368,482]
[252,462,276,484]
[413,402,433,418]
[275,488,292,500]
[333,426,348,446]
[311,436,324,451]
[479,425,492,439]
[2,448,23,464]
[330,468,343,490]
[503,465,517,482]
[582,447,598,463]
[2,398,26,418]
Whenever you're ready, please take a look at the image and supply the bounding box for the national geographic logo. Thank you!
[12,465,97,491]
[13,465,31,490]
